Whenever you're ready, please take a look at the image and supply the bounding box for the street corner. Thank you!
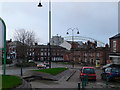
[13,79,32,90]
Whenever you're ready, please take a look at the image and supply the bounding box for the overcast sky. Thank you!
[0,1,119,45]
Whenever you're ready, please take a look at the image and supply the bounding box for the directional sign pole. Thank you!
[0,17,6,75]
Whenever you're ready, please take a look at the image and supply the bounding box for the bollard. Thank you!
[84,75,87,86]
[84,76,86,86]
[106,75,109,87]
[78,83,80,90]
[82,76,85,88]
[86,75,88,84]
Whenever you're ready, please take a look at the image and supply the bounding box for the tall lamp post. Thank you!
[38,0,52,68]
[66,28,79,68]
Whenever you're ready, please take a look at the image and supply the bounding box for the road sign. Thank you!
[0,18,4,48]
[0,17,6,75]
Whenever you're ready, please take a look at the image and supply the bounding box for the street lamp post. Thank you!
[38,0,52,68]
[67,28,79,68]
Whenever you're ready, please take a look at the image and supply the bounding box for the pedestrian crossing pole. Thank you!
[0,17,6,75]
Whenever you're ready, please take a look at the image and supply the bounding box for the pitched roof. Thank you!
[109,33,120,39]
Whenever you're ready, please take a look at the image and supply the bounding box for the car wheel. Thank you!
[101,76,103,80]
[101,75,104,80]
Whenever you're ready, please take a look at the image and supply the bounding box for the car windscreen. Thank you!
[83,68,95,74]
[112,68,120,73]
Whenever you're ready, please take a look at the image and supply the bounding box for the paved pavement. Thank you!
[1,62,120,89]
[13,79,32,90]
[84,68,120,89]
[23,68,76,81]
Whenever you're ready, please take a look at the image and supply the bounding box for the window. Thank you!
[41,49,43,51]
[29,53,31,56]
[85,53,87,56]
[97,52,100,57]
[33,52,34,55]
[41,52,43,56]
[112,68,120,73]
[83,68,95,74]
[48,52,50,56]
[113,40,116,52]
[44,52,47,56]
[105,68,111,73]
[44,49,47,51]
[27,52,29,55]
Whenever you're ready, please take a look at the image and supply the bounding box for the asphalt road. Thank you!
[1,62,120,88]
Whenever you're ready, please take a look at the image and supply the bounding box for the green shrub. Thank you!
[2,59,13,64]
[16,62,36,67]
[33,67,68,75]
[1,75,22,89]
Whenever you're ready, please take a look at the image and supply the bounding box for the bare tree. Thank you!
[14,29,38,62]
[14,29,37,45]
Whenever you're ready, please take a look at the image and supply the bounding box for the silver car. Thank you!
[37,63,46,69]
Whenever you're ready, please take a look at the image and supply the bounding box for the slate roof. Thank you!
[109,33,120,39]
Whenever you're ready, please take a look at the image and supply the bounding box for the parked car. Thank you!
[80,67,96,81]
[28,60,34,63]
[44,61,49,67]
[37,63,46,69]
[101,67,120,81]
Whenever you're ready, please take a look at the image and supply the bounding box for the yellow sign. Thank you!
[96,59,100,67]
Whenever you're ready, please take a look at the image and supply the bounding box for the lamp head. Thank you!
[38,2,43,7]
[77,31,80,34]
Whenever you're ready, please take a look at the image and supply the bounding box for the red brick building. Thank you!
[27,44,67,62]
[109,33,120,64]
[64,41,110,65]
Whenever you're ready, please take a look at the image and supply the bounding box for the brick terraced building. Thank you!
[109,33,120,64]
[64,41,110,65]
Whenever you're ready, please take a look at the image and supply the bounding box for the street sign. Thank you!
[0,17,6,75]
[0,19,4,49]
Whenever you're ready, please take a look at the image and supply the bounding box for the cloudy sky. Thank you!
[0,0,119,45]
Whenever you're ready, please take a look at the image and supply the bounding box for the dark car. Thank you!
[101,67,120,81]
[80,67,96,81]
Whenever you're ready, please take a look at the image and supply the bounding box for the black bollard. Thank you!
[78,82,80,90]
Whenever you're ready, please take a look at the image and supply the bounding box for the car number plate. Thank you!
[115,77,120,79]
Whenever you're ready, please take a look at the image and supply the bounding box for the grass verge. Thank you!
[33,67,68,75]
[0,75,22,89]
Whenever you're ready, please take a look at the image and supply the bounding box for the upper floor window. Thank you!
[41,52,43,56]
[44,52,47,56]
[96,52,100,57]
[85,53,87,56]
[41,49,43,51]
[33,49,35,51]
[113,40,116,52]
[44,49,47,51]
[32,52,34,55]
